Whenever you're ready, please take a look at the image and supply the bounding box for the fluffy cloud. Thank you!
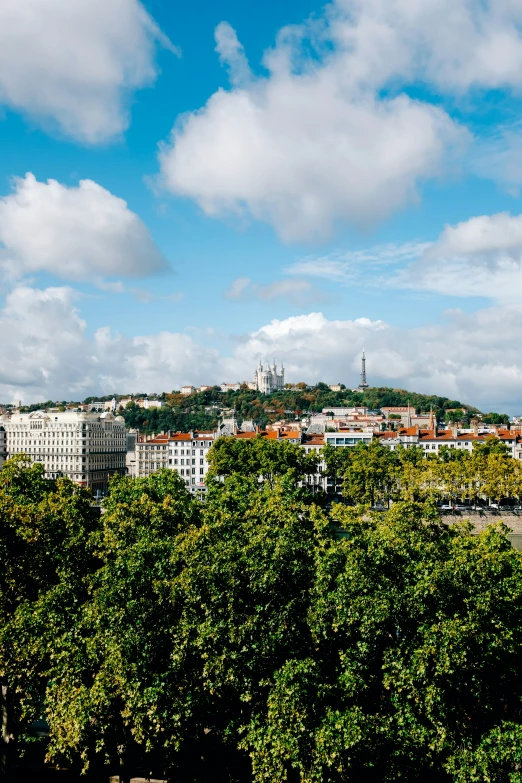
[329,0,522,92]
[0,0,177,143]
[432,212,522,259]
[3,292,522,413]
[214,21,251,88]
[0,285,219,403]
[224,277,328,304]
[0,173,168,284]
[229,309,522,412]
[159,63,463,242]
[397,211,522,301]
[158,0,522,241]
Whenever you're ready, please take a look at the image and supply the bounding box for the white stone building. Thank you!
[135,435,169,477]
[135,431,216,493]
[168,431,215,492]
[1,410,126,492]
[252,361,285,394]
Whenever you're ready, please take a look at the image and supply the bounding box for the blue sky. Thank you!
[1,0,522,411]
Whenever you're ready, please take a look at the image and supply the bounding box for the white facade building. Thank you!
[168,431,215,492]
[1,410,126,492]
[252,361,285,394]
[135,431,216,493]
[140,398,164,409]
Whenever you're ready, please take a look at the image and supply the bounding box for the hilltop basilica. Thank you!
[250,361,285,394]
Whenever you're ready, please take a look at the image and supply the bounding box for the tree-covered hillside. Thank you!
[121,384,486,434]
[8,384,509,435]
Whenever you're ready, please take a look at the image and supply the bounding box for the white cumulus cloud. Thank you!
[397,211,522,301]
[1,291,522,413]
[0,173,169,285]
[0,0,177,143]
[158,0,522,242]
[159,63,463,242]
[329,0,522,92]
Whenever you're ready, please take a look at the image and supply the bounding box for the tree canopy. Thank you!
[2,451,522,781]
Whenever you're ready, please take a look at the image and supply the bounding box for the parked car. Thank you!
[454,504,471,511]
[439,504,453,511]
[489,503,500,510]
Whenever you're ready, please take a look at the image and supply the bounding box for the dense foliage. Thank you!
[322,438,522,506]
[9,384,509,435]
[121,385,486,434]
[2,448,522,781]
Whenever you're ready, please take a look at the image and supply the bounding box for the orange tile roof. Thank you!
[233,430,301,441]
[304,436,325,446]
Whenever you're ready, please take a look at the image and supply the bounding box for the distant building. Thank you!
[252,361,285,394]
[169,431,215,492]
[181,386,196,396]
[220,382,241,392]
[87,401,106,412]
[140,398,164,409]
[329,384,343,392]
[1,410,126,492]
[135,431,216,493]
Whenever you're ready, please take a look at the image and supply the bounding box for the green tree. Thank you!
[207,436,319,488]
[41,470,199,780]
[342,441,397,506]
[247,503,522,782]
[0,457,100,778]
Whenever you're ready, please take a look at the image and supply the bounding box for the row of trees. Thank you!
[207,435,522,507]
[2,451,522,780]
[324,438,522,506]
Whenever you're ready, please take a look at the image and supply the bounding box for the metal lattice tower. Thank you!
[358,349,369,390]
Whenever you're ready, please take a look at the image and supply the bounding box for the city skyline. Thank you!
[2,1,522,411]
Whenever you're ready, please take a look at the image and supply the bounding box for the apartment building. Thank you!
[168,431,215,491]
[135,431,216,492]
[135,435,169,478]
[376,426,520,458]
[1,410,126,492]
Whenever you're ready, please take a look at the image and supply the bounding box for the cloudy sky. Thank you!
[2,0,522,411]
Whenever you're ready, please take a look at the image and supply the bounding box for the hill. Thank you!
[120,384,507,434]
[8,385,508,435]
